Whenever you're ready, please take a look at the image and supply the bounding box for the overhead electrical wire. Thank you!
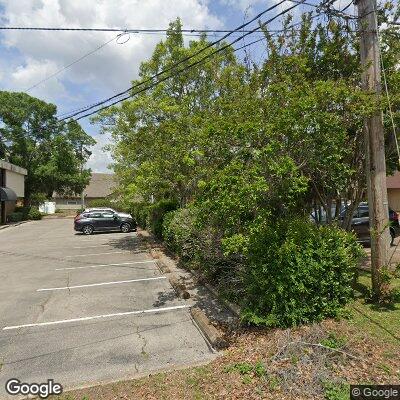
[372,5,400,168]
[60,0,306,121]
[63,0,307,122]
[0,26,302,33]
[57,15,359,118]
[26,34,121,92]
[55,0,286,119]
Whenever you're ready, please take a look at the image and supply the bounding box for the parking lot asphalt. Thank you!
[0,219,215,399]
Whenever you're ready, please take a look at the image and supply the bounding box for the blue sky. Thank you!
[0,0,338,172]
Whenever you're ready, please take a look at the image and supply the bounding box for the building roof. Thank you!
[387,171,400,189]
[53,173,116,199]
[84,173,116,198]
[0,160,27,176]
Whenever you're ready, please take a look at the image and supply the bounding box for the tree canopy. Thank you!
[0,91,95,204]
[96,11,400,221]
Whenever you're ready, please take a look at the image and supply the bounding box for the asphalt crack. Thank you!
[67,272,71,295]
[136,325,149,359]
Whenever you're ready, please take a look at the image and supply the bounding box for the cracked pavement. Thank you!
[0,219,215,399]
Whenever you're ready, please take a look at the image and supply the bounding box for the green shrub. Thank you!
[241,218,363,328]
[163,207,200,260]
[87,198,113,208]
[163,207,243,296]
[131,202,150,228]
[27,207,42,220]
[8,212,24,222]
[147,199,178,238]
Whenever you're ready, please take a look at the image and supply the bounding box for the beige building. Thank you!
[53,173,116,210]
[387,171,400,212]
[0,160,27,224]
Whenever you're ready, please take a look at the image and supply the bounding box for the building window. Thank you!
[67,200,78,205]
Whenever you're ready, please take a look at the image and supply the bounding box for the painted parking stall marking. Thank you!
[65,251,129,258]
[72,245,114,249]
[55,260,155,271]
[3,305,190,331]
[37,276,166,291]
[0,219,215,396]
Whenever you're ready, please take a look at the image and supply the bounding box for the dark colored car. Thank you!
[74,210,136,235]
[342,203,400,245]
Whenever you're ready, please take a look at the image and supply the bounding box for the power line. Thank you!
[67,0,307,122]
[57,16,322,118]
[58,0,362,120]
[234,11,325,53]
[0,26,297,33]
[26,35,119,92]
[59,0,290,121]
[373,6,400,168]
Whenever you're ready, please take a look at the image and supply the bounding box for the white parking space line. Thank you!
[55,260,155,271]
[72,245,113,249]
[3,305,190,330]
[65,251,129,258]
[37,276,166,291]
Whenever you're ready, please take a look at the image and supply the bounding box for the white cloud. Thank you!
[0,0,222,94]
[10,58,68,101]
[220,0,264,12]
[220,0,306,17]
[0,0,222,171]
[86,133,113,173]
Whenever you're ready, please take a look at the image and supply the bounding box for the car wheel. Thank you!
[120,223,130,233]
[82,225,94,235]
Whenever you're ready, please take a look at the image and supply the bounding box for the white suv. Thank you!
[83,207,132,219]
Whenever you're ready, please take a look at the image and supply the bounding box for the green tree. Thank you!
[0,91,95,205]
[97,7,399,311]
[95,18,246,207]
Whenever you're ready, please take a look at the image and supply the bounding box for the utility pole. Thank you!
[355,0,390,300]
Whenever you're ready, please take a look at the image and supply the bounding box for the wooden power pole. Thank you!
[355,0,390,300]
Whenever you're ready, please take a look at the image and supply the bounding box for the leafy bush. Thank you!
[30,193,47,206]
[7,212,24,222]
[163,207,201,261]
[163,207,243,295]
[27,207,42,220]
[240,218,363,327]
[87,198,113,208]
[147,199,178,238]
[131,202,150,228]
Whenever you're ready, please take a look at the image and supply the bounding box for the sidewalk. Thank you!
[359,236,400,270]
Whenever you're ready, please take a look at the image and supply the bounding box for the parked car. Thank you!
[74,207,132,222]
[341,202,400,245]
[83,207,131,218]
[74,210,136,235]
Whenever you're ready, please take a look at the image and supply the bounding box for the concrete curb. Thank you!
[168,275,191,299]
[190,270,241,318]
[43,215,75,219]
[154,255,190,299]
[0,220,30,230]
[138,227,240,345]
[190,307,228,350]
[140,228,241,317]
